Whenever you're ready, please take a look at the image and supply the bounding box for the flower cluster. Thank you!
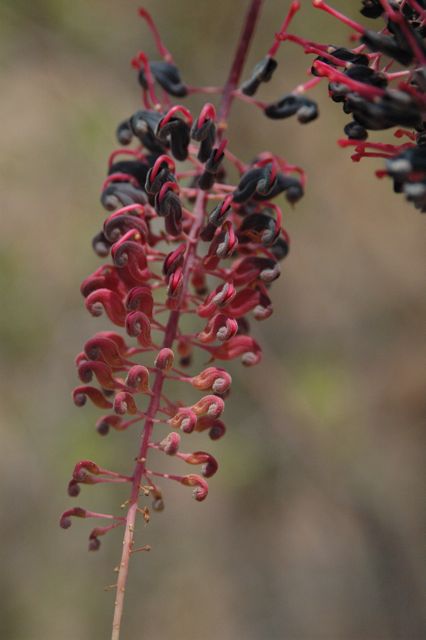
[239,0,426,211]
[60,5,303,561]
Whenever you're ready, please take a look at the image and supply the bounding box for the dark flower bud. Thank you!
[88,537,101,552]
[329,47,369,66]
[130,109,164,138]
[95,414,122,436]
[345,65,387,89]
[163,243,186,276]
[328,81,349,103]
[232,167,271,203]
[108,160,150,188]
[386,147,426,177]
[256,173,303,204]
[157,118,190,161]
[311,48,369,76]
[240,56,278,96]
[104,211,148,244]
[200,196,233,241]
[270,235,290,261]
[264,94,318,123]
[191,104,217,162]
[238,212,279,247]
[344,120,368,140]
[361,30,413,66]
[198,145,226,190]
[360,0,383,18]
[154,182,182,221]
[92,231,112,258]
[67,480,80,497]
[116,120,133,145]
[100,183,147,212]
[138,61,188,97]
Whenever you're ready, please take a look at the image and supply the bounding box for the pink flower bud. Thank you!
[167,266,183,299]
[197,282,237,318]
[159,432,181,455]
[191,395,225,419]
[154,347,174,371]
[168,408,197,433]
[125,286,154,318]
[180,474,209,501]
[125,365,150,393]
[113,391,138,415]
[208,335,261,366]
[190,367,232,393]
[125,311,152,346]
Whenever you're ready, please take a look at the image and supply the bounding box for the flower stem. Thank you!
[217,0,264,136]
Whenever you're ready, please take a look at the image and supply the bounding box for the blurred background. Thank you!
[0,1,424,638]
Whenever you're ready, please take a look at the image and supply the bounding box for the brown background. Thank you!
[0,1,424,638]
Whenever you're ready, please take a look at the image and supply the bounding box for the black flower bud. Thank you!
[138,61,188,97]
[240,56,278,96]
[264,94,318,124]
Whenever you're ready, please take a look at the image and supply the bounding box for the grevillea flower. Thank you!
[60,3,304,638]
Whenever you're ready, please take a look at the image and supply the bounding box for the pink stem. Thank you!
[217,0,264,138]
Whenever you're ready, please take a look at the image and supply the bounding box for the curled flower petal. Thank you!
[191,395,224,419]
[179,451,218,478]
[195,416,227,440]
[125,365,150,393]
[168,408,197,433]
[73,386,113,409]
[113,391,138,415]
[77,360,125,390]
[103,208,148,243]
[85,289,126,326]
[198,314,239,343]
[207,335,262,366]
[125,311,152,346]
[125,286,154,318]
[190,367,232,393]
[180,474,209,501]
[84,333,130,367]
[59,507,87,529]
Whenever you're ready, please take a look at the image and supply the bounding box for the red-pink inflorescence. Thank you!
[60,5,303,553]
[60,2,425,636]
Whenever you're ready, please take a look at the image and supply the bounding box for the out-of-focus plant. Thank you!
[60,2,425,638]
